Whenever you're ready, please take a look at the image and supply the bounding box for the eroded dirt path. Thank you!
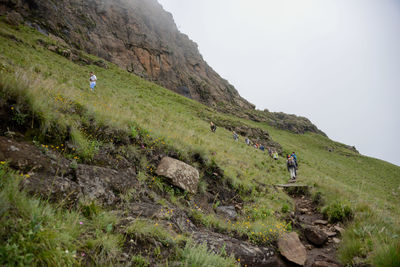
[284,187,343,267]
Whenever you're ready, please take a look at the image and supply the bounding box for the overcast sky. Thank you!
[158,0,400,166]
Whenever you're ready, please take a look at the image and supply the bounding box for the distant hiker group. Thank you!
[209,121,299,182]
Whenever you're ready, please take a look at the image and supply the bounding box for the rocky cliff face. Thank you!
[0,0,254,109]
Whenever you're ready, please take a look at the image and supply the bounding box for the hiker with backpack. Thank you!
[233,131,239,141]
[210,121,217,133]
[291,152,298,168]
[287,154,296,181]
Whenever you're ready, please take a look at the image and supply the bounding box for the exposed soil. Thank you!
[281,186,343,267]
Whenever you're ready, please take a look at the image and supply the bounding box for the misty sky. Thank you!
[158,0,400,166]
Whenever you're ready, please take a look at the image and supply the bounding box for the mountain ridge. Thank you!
[0,15,399,266]
[0,0,326,136]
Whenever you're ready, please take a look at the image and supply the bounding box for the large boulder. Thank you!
[156,157,199,194]
[278,232,307,266]
[304,226,328,246]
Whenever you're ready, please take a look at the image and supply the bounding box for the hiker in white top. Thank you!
[89,72,97,91]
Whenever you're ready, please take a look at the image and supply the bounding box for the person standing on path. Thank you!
[210,121,217,133]
[89,72,97,91]
[287,154,296,181]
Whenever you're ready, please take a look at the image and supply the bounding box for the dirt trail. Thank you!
[283,186,343,267]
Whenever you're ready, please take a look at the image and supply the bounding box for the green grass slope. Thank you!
[0,21,399,266]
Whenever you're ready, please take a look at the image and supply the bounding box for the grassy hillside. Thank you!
[0,20,399,266]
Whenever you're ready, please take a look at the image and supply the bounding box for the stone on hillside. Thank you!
[216,206,238,220]
[333,225,345,235]
[278,232,307,266]
[300,208,308,214]
[304,226,328,246]
[324,231,337,237]
[332,237,341,244]
[312,261,340,267]
[314,219,328,225]
[156,157,199,194]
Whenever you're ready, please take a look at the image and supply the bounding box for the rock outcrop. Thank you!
[0,0,253,109]
[215,206,238,220]
[156,157,199,194]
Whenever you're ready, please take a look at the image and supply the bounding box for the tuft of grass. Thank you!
[0,164,124,266]
[131,255,150,267]
[182,241,238,267]
[0,164,80,266]
[125,219,178,247]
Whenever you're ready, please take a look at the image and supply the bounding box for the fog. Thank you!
[158,0,400,166]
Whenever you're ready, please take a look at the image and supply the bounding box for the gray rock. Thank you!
[312,261,339,267]
[76,165,137,205]
[332,237,341,244]
[304,226,328,246]
[314,219,328,225]
[9,145,20,152]
[278,232,307,266]
[156,157,199,194]
[216,206,237,220]
[334,225,345,235]
[325,231,337,237]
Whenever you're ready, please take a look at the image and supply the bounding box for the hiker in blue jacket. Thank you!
[291,152,298,168]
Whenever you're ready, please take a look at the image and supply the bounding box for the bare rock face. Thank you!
[76,165,137,205]
[0,0,254,110]
[304,226,328,246]
[156,157,199,194]
[278,232,307,266]
[216,205,238,220]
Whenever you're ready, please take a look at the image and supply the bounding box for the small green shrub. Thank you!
[322,201,353,223]
[281,203,290,213]
[71,129,100,161]
[80,200,102,219]
[126,219,175,246]
[131,255,149,267]
[130,126,138,139]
